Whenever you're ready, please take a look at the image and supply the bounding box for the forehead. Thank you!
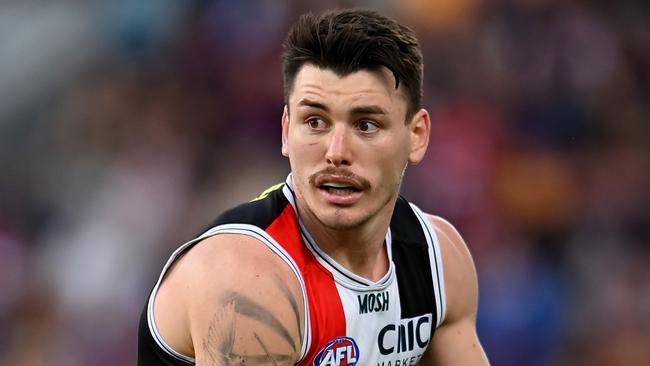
[289,65,407,112]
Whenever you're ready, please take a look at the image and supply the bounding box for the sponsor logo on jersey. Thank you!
[358,291,389,314]
[314,336,360,366]
[377,314,432,355]
[376,354,424,366]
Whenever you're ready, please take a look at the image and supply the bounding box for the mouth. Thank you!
[320,182,362,196]
[314,175,365,205]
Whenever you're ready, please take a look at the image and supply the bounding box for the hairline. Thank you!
[284,64,417,123]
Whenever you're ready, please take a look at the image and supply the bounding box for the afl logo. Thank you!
[313,336,360,366]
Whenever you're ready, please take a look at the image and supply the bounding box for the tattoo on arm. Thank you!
[253,332,280,366]
[201,283,302,365]
[221,291,298,352]
[202,301,236,365]
[273,274,303,341]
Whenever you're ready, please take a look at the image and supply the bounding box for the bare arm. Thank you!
[420,216,489,366]
[154,234,305,366]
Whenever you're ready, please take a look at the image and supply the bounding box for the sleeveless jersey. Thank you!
[138,174,446,366]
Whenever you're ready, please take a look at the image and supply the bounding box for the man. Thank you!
[138,9,489,366]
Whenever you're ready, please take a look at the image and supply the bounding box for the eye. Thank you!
[307,117,327,130]
[358,120,379,133]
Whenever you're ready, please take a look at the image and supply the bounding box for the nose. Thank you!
[325,125,352,167]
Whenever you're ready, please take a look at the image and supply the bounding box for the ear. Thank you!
[281,105,290,157]
[407,109,431,165]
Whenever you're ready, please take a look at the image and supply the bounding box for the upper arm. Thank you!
[158,233,305,366]
[420,215,489,366]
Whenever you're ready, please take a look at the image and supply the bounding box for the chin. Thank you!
[316,208,371,231]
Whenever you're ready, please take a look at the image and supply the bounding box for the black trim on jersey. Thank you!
[389,196,437,320]
[138,301,193,366]
[412,206,444,326]
[138,187,289,366]
[204,184,288,231]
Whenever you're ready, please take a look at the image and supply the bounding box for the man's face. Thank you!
[282,64,429,231]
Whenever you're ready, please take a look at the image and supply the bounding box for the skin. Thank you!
[153,64,489,365]
[419,216,490,365]
[281,65,429,280]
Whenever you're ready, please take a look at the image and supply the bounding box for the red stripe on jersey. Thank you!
[266,204,346,365]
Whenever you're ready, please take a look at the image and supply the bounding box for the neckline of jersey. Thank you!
[282,174,395,291]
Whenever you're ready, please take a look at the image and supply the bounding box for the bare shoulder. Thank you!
[419,216,490,366]
[154,233,304,365]
[424,214,479,323]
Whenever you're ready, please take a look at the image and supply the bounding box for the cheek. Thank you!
[371,139,410,174]
[290,132,330,164]
[289,142,318,165]
[365,155,408,192]
[287,139,322,178]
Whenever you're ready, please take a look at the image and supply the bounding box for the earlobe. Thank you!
[281,105,289,157]
[408,109,431,165]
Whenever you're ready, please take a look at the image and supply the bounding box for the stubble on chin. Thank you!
[310,191,398,232]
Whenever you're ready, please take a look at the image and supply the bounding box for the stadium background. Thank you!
[1,1,648,365]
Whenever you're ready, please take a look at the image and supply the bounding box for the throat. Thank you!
[311,230,391,283]
[292,183,394,282]
[343,243,390,282]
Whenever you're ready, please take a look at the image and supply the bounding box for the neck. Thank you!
[297,199,396,282]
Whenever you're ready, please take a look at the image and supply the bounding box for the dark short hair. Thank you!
[282,9,423,121]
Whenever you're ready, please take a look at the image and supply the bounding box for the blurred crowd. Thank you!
[0,1,648,365]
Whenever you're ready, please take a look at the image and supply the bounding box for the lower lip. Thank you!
[317,187,363,206]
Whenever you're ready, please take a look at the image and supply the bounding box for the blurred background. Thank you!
[1,0,648,365]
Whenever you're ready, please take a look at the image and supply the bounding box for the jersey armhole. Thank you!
[147,236,202,364]
[408,204,447,328]
[146,224,311,365]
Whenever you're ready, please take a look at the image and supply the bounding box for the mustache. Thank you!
[308,167,371,190]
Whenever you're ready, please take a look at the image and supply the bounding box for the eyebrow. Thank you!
[298,98,387,115]
[350,105,387,115]
[298,99,329,111]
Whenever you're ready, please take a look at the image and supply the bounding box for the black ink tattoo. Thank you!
[203,305,292,365]
[202,282,301,365]
[254,332,279,366]
[273,275,303,341]
[221,291,297,352]
[203,301,236,365]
